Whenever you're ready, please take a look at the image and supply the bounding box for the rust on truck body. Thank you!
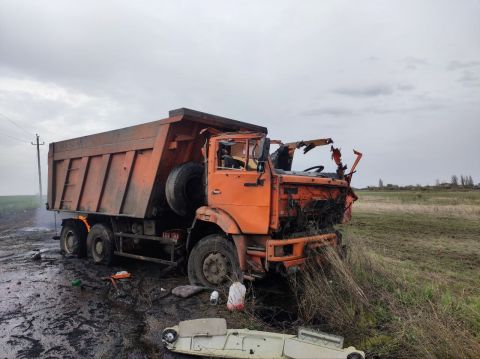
[48,108,266,218]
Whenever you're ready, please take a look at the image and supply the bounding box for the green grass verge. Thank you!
[357,189,480,205]
[0,195,42,215]
[337,191,480,357]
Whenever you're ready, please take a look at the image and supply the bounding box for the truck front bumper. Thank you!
[265,233,338,268]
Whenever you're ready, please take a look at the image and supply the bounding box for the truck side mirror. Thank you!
[256,137,270,172]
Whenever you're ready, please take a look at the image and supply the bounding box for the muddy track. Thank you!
[0,208,296,358]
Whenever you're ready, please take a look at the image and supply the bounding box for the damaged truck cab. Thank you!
[47,108,361,288]
[191,130,361,284]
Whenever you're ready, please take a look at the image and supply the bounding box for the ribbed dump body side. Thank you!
[47,108,267,218]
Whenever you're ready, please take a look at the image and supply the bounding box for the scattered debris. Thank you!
[71,279,81,286]
[105,277,119,291]
[31,252,42,261]
[227,281,246,311]
[111,271,131,280]
[162,318,365,359]
[210,290,219,305]
[171,285,204,298]
[102,271,132,292]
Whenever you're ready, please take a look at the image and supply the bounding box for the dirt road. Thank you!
[0,209,284,358]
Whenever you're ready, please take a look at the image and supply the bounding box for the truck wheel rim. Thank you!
[65,231,76,253]
[95,240,104,255]
[92,238,105,261]
[202,252,228,285]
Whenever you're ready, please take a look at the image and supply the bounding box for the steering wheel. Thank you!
[303,165,324,173]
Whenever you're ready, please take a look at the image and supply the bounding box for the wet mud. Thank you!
[0,208,296,358]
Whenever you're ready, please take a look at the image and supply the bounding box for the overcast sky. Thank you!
[0,0,479,195]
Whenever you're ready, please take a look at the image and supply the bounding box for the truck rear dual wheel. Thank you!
[60,222,87,257]
[187,234,242,288]
[86,223,115,266]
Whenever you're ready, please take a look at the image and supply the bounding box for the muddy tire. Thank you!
[187,234,242,288]
[60,222,87,257]
[166,162,204,217]
[87,223,115,265]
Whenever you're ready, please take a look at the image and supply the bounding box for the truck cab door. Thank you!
[207,137,271,234]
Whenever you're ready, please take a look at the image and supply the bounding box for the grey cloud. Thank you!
[333,84,394,97]
[364,103,445,115]
[332,83,414,98]
[447,60,480,71]
[458,70,480,87]
[0,0,479,193]
[300,107,354,117]
[403,56,428,70]
[397,84,415,92]
[301,102,444,119]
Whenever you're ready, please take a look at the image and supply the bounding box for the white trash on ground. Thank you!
[227,282,246,311]
[172,285,205,298]
[210,290,219,305]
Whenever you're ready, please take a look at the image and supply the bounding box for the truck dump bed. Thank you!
[47,108,267,218]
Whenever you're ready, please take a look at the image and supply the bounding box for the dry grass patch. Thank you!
[355,201,480,220]
[289,236,480,358]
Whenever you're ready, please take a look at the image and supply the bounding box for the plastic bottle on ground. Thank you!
[210,290,219,305]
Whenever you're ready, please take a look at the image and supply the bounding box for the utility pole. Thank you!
[31,134,45,203]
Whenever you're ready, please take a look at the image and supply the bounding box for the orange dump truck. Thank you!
[47,108,362,287]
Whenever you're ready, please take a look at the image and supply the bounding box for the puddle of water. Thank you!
[19,227,51,232]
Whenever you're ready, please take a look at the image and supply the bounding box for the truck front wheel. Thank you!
[188,234,242,288]
[87,223,115,265]
[60,222,87,257]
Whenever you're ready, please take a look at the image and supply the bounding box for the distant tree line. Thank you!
[369,175,477,191]
[450,175,475,187]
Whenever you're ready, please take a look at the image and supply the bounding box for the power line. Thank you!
[0,131,28,142]
[0,112,35,137]
[0,112,33,136]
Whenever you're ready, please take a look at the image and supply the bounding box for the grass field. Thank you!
[0,195,41,215]
[302,190,480,358]
[1,191,479,357]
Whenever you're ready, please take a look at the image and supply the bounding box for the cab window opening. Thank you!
[216,139,260,171]
[217,140,246,170]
